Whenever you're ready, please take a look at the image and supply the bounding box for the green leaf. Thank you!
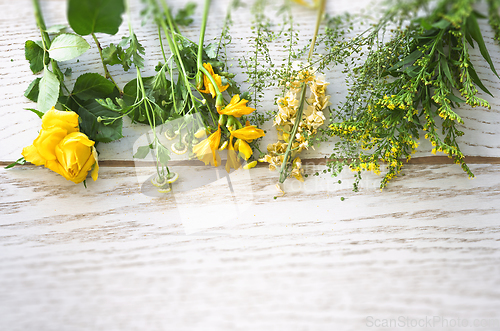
[419,18,433,30]
[157,143,171,165]
[440,57,454,86]
[67,0,125,36]
[25,108,45,118]
[118,33,145,70]
[204,43,218,59]
[45,24,67,34]
[96,97,122,112]
[5,157,26,169]
[38,67,60,112]
[467,61,493,96]
[447,93,466,104]
[48,33,90,61]
[134,145,152,159]
[175,3,196,26]
[467,13,500,78]
[432,19,451,30]
[102,43,123,66]
[77,99,123,143]
[24,78,41,102]
[389,49,422,71]
[152,64,169,91]
[72,73,116,100]
[25,40,44,74]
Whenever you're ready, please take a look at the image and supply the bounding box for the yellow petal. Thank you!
[237,139,253,160]
[192,126,221,167]
[33,127,68,161]
[42,107,79,134]
[198,63,229,98]
[91,147,99,181]
[225,137,241,172]
[218,95,256,117]
[231,126,265,141]
[243,161,257,170]
[22,144,46,166]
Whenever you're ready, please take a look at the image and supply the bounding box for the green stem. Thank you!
[197,0,211,77]
[155,0,198,112]
[91,33,122,95]
[278,0,326,184]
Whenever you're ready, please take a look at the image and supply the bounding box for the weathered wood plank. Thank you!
[1,164,500,330]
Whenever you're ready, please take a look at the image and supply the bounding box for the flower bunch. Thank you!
[325,0,500,190]
[193,91,265,172]
[21,108,98,184]
[261,67,330,181]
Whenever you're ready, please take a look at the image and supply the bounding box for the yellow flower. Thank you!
[45,132,99,183]
[218,95,255,117]
[235,139,253,160]
[225,136,241,173]
[243,161,257,170]
[231,125,265,141]
[198,63,229,98]
[22,108,98,184]
[192,125,222,167]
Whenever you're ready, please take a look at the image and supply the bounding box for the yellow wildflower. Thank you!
[198,63,229,98]
[243,161,258,170]
[218,95,255,117]
[231,125,266,141]
[235,139,253,160]
[192,125,221,166]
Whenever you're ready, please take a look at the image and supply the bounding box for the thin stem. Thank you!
[32,0,51,50]
[197,0,211,72]
[91,33,122,95]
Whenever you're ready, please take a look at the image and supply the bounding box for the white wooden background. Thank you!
[1,0,500,330]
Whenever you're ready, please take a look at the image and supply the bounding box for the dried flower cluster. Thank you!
[260,67,330,181]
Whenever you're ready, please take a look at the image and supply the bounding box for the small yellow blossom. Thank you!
[192,125,221,166]
[218,94,255,117]
[198,63,229,98]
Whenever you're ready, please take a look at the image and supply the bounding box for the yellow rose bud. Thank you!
[45,132,98,184]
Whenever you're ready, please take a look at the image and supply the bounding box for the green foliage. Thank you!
[101,33,145,71]
[67,0,125,36]
[325,0,500,189]
[25,40,45,74]
[76,99,123,143]
[72,73,116,100]
[5,157,26,169]
[37,67,60,112]
[134,145,152,159]
[47,33,90,61]
[24,78,41,102]
[174,2,197,26]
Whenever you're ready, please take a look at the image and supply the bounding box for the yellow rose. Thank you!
[22,108,98,184]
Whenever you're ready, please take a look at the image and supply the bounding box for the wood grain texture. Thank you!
[2,164,500,330]
[2,0,500,330]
